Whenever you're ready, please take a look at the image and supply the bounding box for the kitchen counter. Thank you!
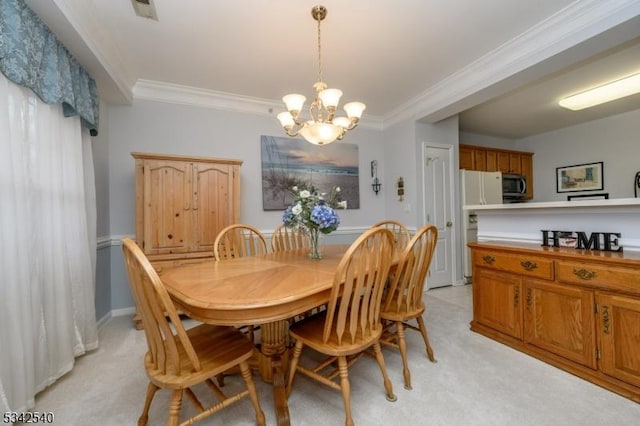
[464,197,640,210]
[465,198,640,252]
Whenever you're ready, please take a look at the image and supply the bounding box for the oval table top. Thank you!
[161,245,349,326]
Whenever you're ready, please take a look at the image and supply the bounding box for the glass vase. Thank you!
[309,228,322,260]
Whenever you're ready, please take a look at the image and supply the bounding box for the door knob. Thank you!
[446,221,453,227]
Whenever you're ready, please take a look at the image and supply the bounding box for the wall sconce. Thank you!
[371,160,381,195]
[397,177,404,201]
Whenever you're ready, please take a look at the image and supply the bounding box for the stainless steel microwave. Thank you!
[502,173,527,199]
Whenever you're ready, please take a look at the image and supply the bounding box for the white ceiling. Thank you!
[25,0,640,139]
[459,37,640,139]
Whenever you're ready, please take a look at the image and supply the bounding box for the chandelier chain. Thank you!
[317,11,322,84]
[277,5,365,145]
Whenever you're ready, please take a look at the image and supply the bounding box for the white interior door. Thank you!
[423,144,456,289]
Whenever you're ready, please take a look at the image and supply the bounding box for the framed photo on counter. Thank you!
[556,161,604,193]
[567,193,609,201]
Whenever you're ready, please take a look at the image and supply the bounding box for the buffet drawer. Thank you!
[473,250,554,280]
[557,260,640,294]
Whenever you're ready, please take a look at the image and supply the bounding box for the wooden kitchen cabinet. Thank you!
[520,153,534,199]
[485,150,497,172]
[524,280,596,369]
[473,268,522,339]
[459,144,534,199]
[459,145,475,170]
[508,153,522,174]
[131,152,242,328]
[474,149,487,171]
[497,151,510,172]
[470,242,640,402]
[597,293,640,388]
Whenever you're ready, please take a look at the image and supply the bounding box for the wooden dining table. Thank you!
[160,245,351,426]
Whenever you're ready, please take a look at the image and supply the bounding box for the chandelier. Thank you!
[277,5,366,146]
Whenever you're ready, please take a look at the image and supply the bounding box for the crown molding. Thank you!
[133,80,281,116]
[132,80,385,130]
[46,0,639,129]
[384,0,640,127]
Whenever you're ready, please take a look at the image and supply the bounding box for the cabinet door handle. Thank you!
[514,286,520,307]
[573,268,597,280]
[482,255,496,265]
[520,260,537,271]
[526,288,532,310]
[602,305,610,334]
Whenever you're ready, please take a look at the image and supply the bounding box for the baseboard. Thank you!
[97,307,136,330]
[111,307,136,317]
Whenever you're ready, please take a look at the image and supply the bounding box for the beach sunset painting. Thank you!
[261,135,360,210]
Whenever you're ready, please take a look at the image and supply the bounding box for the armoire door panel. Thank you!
[192,163,237,252]
[143,161,191,255]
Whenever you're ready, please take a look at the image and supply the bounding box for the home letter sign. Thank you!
[541,230,622,252]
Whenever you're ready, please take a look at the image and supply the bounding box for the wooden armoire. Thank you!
[131,152,242,328]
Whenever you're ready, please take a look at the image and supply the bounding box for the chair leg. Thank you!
[138,382,159,426]
[416,316,436,362]
[215,373,225,387]
[396,321,412,390]
[239,361,266,426]
[337,356,354,426]
[286,340,303,398]
[168,389,183,426]
[371,342,397,402]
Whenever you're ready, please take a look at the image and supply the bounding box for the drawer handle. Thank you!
[482,255,496,265]
[602,305,610,334]
[573,268,597,280]
[520,261,537,271]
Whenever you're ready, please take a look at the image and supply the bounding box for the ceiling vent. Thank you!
[131,0,158,20]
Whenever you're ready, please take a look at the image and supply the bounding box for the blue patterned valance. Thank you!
[0,0,99,135]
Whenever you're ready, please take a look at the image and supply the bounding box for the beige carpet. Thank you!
[33,285,640,425]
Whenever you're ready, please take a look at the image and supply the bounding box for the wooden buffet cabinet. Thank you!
[469,242,640,403]
[131,152,242,328]
[459,144,534,199]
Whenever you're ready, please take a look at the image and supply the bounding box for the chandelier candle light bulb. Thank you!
[277,5,365,146]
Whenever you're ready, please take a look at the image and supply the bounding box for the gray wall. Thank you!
[459,131,515,150]
[92,101,112,321]
[382,120,417,225]
[103,99,399,312]
[107,100,389,236]
[517,109,640,201]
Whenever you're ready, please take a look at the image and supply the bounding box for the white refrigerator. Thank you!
[460,170,503,282]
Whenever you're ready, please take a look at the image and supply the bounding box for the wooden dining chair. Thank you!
[214,223,268,261]
[286,227,397,426]
[271,224,311,252]
[214,224,268,344]
[379,224,438,390]
[121,238,266,426]
[271,224,321,324]
[372,219,411,250]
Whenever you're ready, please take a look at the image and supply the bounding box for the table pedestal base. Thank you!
[258,320,291,426]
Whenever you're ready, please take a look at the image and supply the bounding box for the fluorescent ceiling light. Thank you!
[558,72,640,111]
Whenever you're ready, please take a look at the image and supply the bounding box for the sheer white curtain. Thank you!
[0,73,98,412]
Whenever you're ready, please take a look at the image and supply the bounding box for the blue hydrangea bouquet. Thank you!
[282,184,346,259]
